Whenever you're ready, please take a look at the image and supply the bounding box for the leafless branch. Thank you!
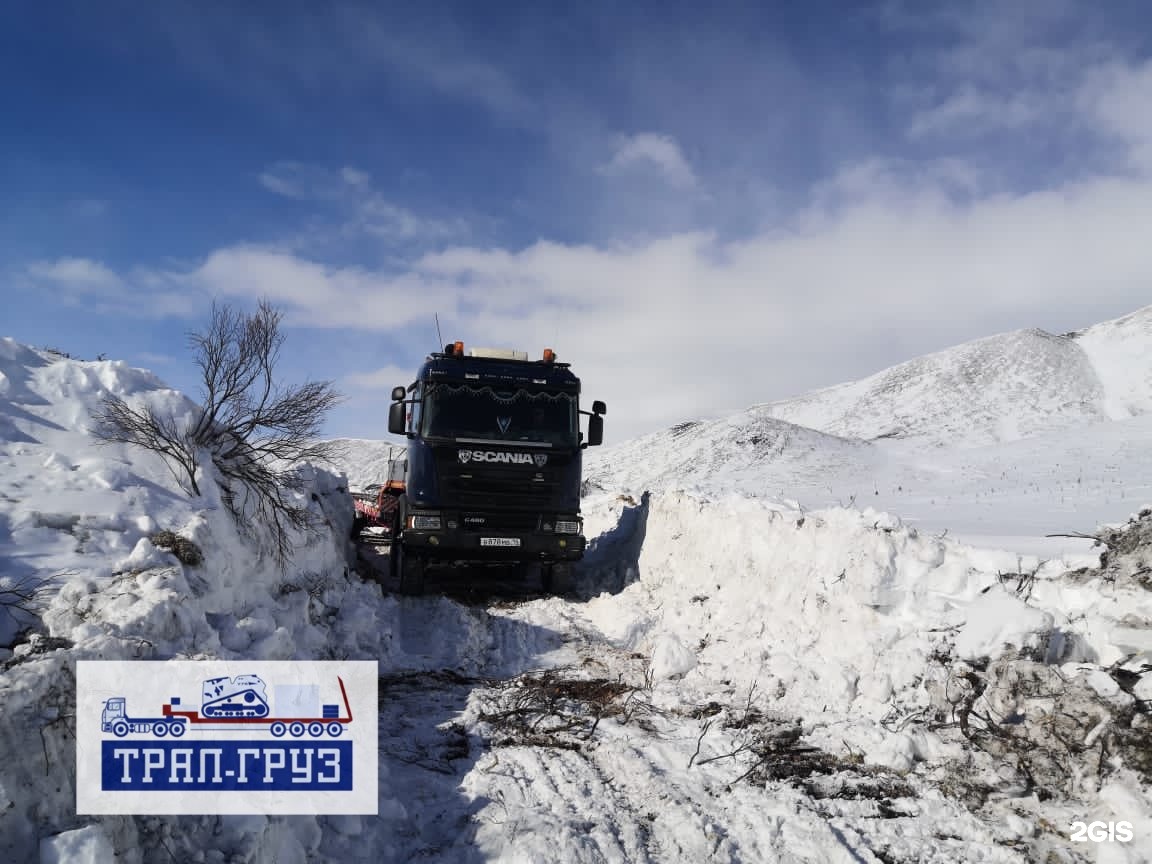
[92,298,343,566]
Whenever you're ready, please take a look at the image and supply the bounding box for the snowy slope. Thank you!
[1074,305,1152,419]
[588,410,1152,555]
[326,437,407,488]
[760,305,1152,446]
[762,327,1107,445]
[584,408,878,500]
[0,341,393,862]
[587,304,1152,554]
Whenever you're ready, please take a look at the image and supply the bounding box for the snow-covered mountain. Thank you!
[588,305,1152,553]
[585,408,878,503]
[761,305,1152,445]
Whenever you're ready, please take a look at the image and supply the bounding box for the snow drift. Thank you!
[0,341,396,862]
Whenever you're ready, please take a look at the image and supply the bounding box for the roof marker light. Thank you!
[543,348,555,363]
[453,341,464,357]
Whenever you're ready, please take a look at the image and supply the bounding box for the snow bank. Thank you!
[571,490,1152,857]
[952,588,1054,661]
[0,343,407,862]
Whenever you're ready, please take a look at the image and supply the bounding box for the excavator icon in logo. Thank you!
[100,674,353,739]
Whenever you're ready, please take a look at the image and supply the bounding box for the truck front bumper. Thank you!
[401,528,586,562]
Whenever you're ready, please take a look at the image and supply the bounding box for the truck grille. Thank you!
[441,473,557,509]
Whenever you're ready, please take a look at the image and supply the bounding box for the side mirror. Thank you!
[388,401,407,436]
[587,413,604,447]
[391,386,406,401]
[592,400,606,415]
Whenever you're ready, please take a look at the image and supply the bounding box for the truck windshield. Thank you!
[421,383,577,446]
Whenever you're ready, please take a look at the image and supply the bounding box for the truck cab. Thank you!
[386,342,605,592]
[101,697,127,730]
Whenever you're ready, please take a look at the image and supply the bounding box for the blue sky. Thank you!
[4,0,1152,442]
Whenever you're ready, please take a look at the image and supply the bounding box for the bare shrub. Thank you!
[0,573,59,649]
[477,668,648,749]
[94,299,342,566]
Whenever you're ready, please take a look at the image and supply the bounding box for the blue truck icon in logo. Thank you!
[101,674,353,739]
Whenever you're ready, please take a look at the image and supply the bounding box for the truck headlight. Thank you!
[410,514,442,530]
[554,519,580,534]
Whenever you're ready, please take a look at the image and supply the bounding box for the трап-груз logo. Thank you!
[99,673,353,790]
[77,661,378,815]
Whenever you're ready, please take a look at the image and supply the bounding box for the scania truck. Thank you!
[385,341,605,593]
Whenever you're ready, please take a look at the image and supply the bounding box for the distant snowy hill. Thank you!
[1073,304,1152,419]
[761,305,1152,445]
[326,437,407,488]
[583,409,878,502]
[586,304,1152,552]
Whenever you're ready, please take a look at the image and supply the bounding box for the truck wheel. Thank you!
[112,720,130,738]
[542,563,573,595]
[395,544,426,596]
[169,721,186,737]
[153,722,169,738]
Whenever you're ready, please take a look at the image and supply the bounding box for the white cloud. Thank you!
[27,258,122,291]
[1079,59,1152,172]
[358,199,464,242]
[121,158,1152,442]
[31,39,1152,443]
[33,44,1152,442]
[344,365,415,391]
[185,245,459,330]
[908,86,1048,138]
[602,133,698,189]
[259,161,359,201]
[259,161,465,244]
[341,166,371,187]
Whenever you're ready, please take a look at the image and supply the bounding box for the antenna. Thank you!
[435,313,444,348]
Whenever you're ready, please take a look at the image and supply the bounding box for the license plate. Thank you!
[481,537,521,547]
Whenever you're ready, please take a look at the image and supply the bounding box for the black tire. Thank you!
[393,541,426,595]
[401,547,426,595]
[389,494,424,595]
[542,562,573,595]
